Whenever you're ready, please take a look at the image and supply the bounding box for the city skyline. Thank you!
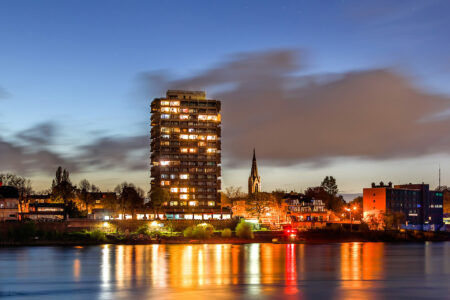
[2,1,450,195]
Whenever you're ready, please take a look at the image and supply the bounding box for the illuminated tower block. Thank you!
[150,90,228,220]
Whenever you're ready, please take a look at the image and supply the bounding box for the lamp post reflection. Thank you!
[100,245,112,300]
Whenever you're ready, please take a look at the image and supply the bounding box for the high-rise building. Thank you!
[248,149,261,194]
[363,182,443,230]
[150,90,230,220]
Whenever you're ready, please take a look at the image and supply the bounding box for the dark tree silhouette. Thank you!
[115,182,144,220]
[51,166,76,219]
[149,187,170,219]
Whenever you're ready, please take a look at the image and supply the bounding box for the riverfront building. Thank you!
[363,182,444,230]
[0,186,19,221]
[150,90,230,220]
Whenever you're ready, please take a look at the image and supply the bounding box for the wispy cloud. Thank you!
[0,85,10,100]
[1,123,148,175]
[141,49,450,166]
[3,49,450,178]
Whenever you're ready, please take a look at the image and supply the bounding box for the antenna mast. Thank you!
[439,164,441,190]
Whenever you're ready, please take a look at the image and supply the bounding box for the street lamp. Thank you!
[346,206,357,231]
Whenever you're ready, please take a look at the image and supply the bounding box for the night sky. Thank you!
[1,0,450,197]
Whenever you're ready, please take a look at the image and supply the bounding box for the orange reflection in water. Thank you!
[231,245,240,284]
[338,242,385,300]
[73,258,80,281]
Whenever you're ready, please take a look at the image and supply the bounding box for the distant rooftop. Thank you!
[166,90,206,100]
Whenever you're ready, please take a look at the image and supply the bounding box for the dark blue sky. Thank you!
[1,0,450,194]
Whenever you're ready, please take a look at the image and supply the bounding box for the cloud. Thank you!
[77,135,148,171]
[3,49,450,179]
[1,122,148,175]
[16,122,57,146]
[141,49,450,166]
[0,85,10,100]
[0,137,79,175]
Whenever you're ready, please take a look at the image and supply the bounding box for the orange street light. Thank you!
[346,207,354,231]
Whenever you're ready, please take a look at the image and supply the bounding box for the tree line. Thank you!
[1,167,154,220]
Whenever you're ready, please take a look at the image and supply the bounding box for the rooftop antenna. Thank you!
[439,164,441,190]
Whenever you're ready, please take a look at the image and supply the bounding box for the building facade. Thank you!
[248,149,261,194]
[25,203,65,220]
[441,189,450,225]
[283,192,329,225]
[0,186,20,221]
[363,182,444,230]
[150,90,230,220]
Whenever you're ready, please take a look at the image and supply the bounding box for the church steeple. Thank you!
[248,149,261,194]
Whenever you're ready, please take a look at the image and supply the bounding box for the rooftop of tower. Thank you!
[166,90,206,100]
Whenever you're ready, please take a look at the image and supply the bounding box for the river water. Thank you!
[1,242,449,299]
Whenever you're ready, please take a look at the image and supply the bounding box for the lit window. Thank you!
[203,214,212,220]
[190,188,195,192]
[198,115,207,121]
[161,127,170,133]
[189,148,197,153]
[189,201,198,207]
[208,201,215,207]
[162,134,170,139]
[169,201,179,206]
[180,114,189,120]
[188,128,195,133]
[180,174,189,179]
[207,148,217,154]
[160,160,170,166]
[222,214,231,219]
[189,135,198,140]
[206,115,218,121]
[180,134,189,140]
[213,214,221,219]
[160,181,170,186]
[161,107,170,113]
[170,107,179,113]
[194,214,202,219]
[161,100,169,106]
[184,214,193,219]
[181,201,187,206]
[198,135,206,140]
[170,174,177,179]
[170,101,180,106]
[180,187,188,193]
[180,148,188,153]
[161,114,170,119]
[198,141,206,147]
[207,135,216,141]
[170,187,178,193]
[180,194,189,200]
[181,108,189,113]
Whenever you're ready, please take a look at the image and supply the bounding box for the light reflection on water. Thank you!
[1,242,449,299]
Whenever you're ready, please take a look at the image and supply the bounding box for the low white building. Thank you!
[0,186,20,221]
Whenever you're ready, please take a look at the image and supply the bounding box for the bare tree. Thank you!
[225,186,245,199]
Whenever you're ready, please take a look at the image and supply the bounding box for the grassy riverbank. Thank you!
[1,221,449,247]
